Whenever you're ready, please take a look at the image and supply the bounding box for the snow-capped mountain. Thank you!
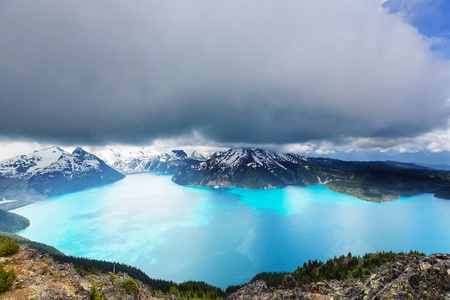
[171,147,372,189]
[0,146,125,209]
[172,147,450,201]
[96,149,213,174]
[172,148,305,188]
[173,147,401,189]
[189,151,212,161]
[146,150,203,174]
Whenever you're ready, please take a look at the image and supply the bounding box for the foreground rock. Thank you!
[229,254,450,300]
[1,245,449,299]
[0,245,159,300]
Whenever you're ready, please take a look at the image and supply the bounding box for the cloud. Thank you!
[383,0,450,59]
[0,0,449,145]
[277,124,450,156]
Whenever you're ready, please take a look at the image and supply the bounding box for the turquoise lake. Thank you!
[13,173,450,288]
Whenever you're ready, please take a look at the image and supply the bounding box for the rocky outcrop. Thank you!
[228,279,362,300]
[356,253,450,300]
[229,254,450,300]
[0,245,160,300]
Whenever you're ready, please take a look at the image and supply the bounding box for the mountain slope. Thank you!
[172,148,294,188]
[0,146,125,209]
[172,147,358,188]
[0,210,29,232]
[172,148,450,201]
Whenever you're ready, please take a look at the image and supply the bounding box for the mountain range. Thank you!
[1,146,449,207]
[0,146,124,209]
[172,147,450,202]
[96,149,217,174]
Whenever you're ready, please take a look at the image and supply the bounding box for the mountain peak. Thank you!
[72,146,87,155]
[171,150,187,158]
[0,146,125,209]
[33,145,66,154]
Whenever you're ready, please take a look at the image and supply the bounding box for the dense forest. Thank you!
[0,209,30,233]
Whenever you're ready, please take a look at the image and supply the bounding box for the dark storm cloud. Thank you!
[0,0,449,145]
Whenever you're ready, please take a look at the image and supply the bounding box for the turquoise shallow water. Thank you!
[13,173,450,288]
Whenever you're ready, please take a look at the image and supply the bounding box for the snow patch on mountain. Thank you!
[196,148,300,173]
[0,146,124,209]
[95,148,217,174]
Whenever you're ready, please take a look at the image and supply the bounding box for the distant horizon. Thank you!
[1,142,449,169]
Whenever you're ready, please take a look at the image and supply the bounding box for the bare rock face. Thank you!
[229,254,450,300]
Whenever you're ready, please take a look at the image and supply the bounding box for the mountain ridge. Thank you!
[172,147,450,201]
[96,148,216,174]
[0,146,125,209]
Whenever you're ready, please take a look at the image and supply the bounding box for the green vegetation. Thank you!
[0,232,63,256]
[52,254,173,292]
[0,209,30,233]
[225,284,242,294]
[123,278,138,294]
[174,281,227,299]
[249,271,289,287]
[52,255,224,298]
[90,283,100,300]
[323,167,450,202]
[168,285,181,298]
[294,250,425,284]
[109,272,118,282]
[237,167,285,189]
[326,181,398,202]
[0,263,16,293]
[249,250,426,288]
[0,238,20,257]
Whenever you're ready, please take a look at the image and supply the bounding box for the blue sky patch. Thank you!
[383,0,450,58]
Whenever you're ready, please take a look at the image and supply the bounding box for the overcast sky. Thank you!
[0,0,449,161]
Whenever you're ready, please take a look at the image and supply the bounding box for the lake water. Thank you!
[13,173,450,288]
